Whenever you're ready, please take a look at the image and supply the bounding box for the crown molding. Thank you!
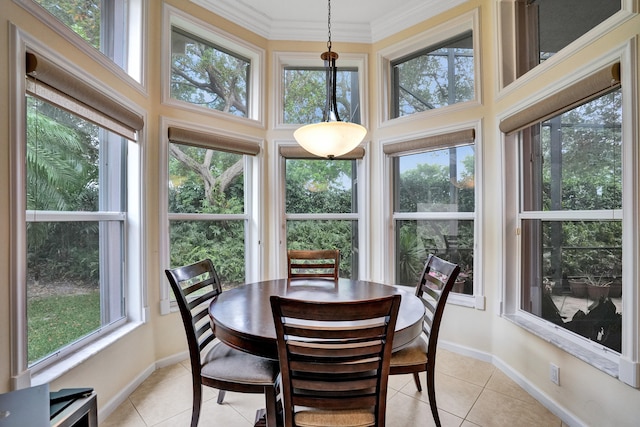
[191,0,466,43]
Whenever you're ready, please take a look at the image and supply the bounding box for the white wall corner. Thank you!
[160,299,171,316]
[618,357,640,388]
[11,370,31,390]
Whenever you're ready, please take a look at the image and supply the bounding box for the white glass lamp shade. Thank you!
[294,121,366,158]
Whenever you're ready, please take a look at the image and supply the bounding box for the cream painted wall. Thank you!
[1,0,639,425]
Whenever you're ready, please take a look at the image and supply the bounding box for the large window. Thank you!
[171,27,250,117]
[387,130,476,294]
[26,97,127,367]
[160,128,261,308]
[167,143,248,288]
[19,49,143,374]
[390,30,474,118]
[518,88,622,353]
[165,6,264,123]
[500,54,640,382]
[282,148,363,279]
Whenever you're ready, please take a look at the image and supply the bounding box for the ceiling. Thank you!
[191,0,467,43]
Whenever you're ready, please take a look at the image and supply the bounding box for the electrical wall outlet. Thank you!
[550,363,560,385]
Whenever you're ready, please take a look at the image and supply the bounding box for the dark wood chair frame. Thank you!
[271,294,401,427]
[389,254,460,427]
[287,249,340,280]
[165,259,280,427]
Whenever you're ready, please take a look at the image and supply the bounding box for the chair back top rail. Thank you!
[287,249,340,280]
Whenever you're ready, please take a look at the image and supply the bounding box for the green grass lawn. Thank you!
[28,291,100,364]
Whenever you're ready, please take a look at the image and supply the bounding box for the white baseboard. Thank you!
[439,340,586,427]
[97,351,189,423]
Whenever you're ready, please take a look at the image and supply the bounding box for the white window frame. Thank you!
[382,123,484,309]
[377,8,481,127]
[9,26,145,389]
[501,42,640,387]
[497,0,636,92]
[273,141,370,280]
[158,119,263,315]
[162,5,265,128]
[272,52,369,131]
[15,0,146,86]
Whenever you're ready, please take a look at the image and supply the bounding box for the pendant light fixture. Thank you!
[293,0,367,159]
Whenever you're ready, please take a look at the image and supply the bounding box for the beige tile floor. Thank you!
[102,348,565,427]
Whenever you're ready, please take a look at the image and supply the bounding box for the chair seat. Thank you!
[295,408,375,427]
[202,342,279,385]
[390,336,428,367]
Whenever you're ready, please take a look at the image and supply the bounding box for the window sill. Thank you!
[504,313,619,378]
[30,321,144,387]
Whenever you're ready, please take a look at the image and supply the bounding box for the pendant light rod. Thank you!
[322,0,340,122]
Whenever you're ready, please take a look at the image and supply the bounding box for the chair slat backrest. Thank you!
[287,249,340,280]
[416,255,460,357]
[165,259,222,372]
[271,294,401,427]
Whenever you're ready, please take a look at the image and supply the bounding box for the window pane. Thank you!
[27,221,123,365]
[32,0,129,70]
[391,31,474,118]
[520,88,623,354]
[169,143,244,214]
[26,95,126,366]
[170,220,245,288]
[285,159,356,214]
[27,98,105,211]
[34,0,101,49]
[168,142,246,286]
[171,27,250,117]
[395,219,474,293]
[283,67,360,124]
[396,144,475,213]
[287,220,358,279]
[521,220,622,353]
[527,90,622,211]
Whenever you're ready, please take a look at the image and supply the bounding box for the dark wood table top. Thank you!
[209,278,425,360]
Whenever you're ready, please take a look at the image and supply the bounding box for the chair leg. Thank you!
[191,382,202,427]
[426,367,440,427]
[263,384,279,427]
[412,372,422,392]
[217,390,226,404]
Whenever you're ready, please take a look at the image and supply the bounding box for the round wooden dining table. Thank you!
[208,278,425,360]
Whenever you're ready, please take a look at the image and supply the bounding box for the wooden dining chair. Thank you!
[287,249,340,280]
[389,254,460,427]
[270,293,401,427]
[165,259,280,427]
